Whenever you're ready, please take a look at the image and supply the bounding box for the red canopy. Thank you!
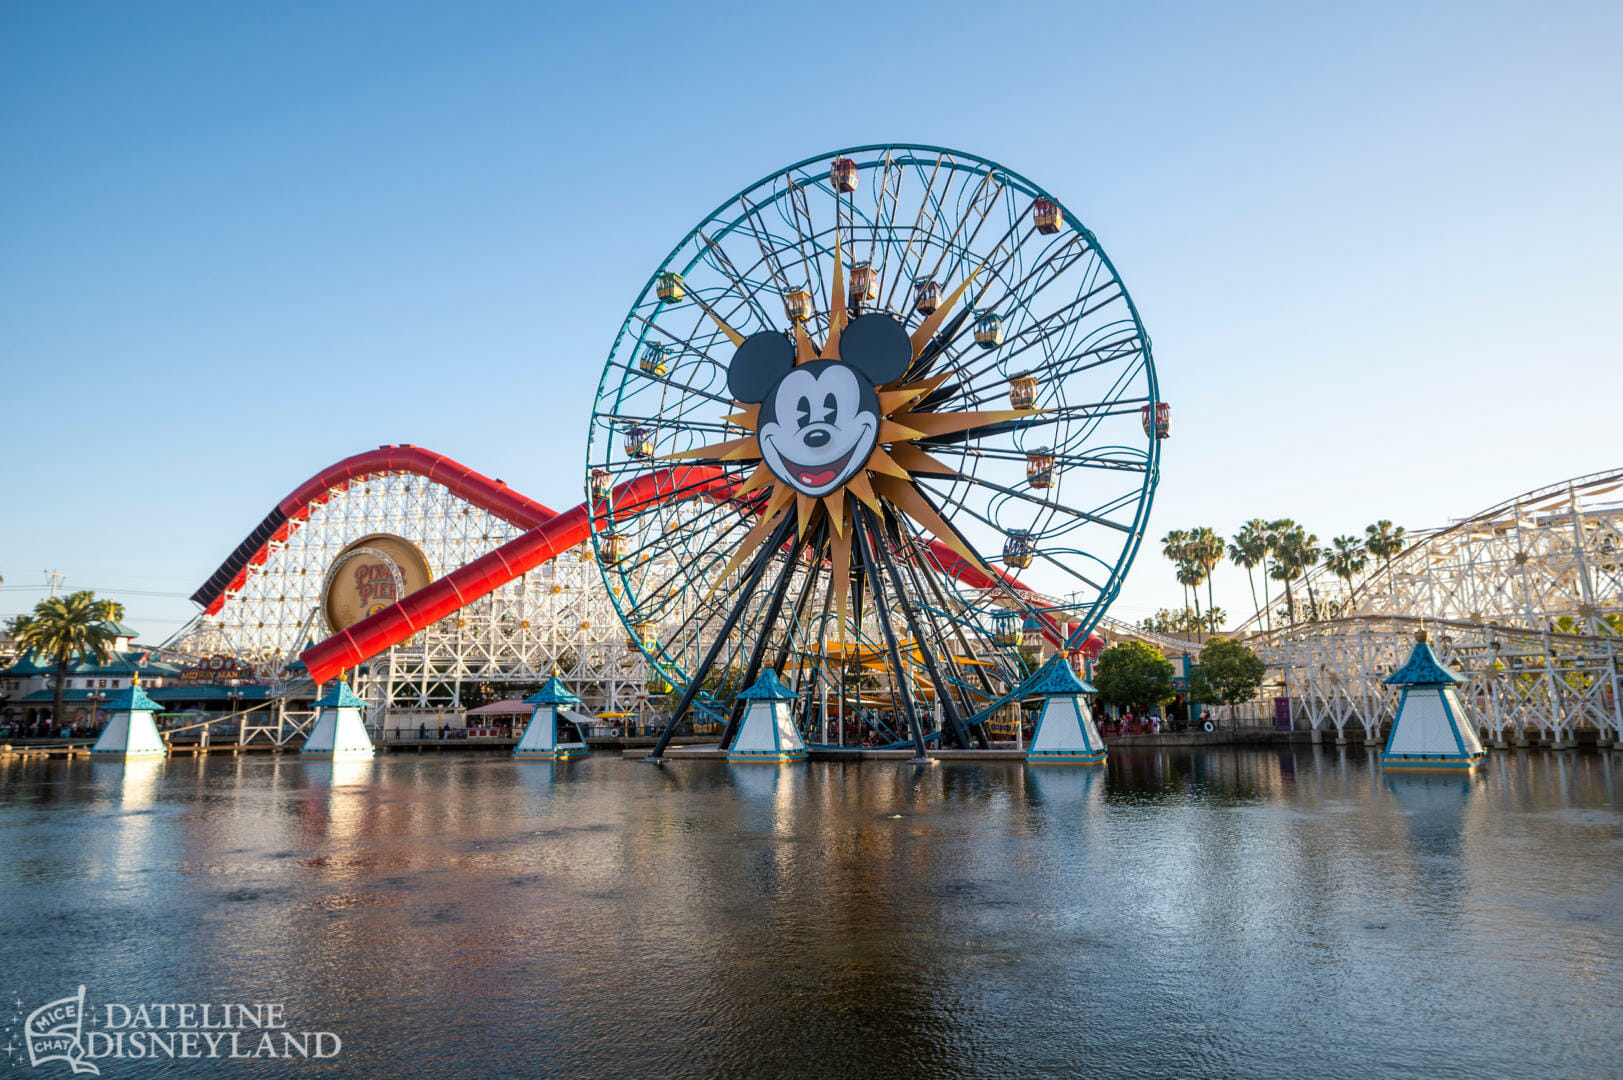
[465,699,533,716]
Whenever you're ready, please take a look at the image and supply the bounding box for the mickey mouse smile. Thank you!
[725,313,913,501]
[763,425,871,496]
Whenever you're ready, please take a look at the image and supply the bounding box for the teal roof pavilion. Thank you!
[1026,654,1097,696]
[101,682,164,713]
[312,682,370,709]
[1384,633,1464,686]
[524,676,583,707]
[737,670,797,701]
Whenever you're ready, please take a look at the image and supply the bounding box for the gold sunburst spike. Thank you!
[871,474,986,572]
[657,435,760,462]
[877,419,928,443]
[909,262,985,359]
[887,443,960,478]
[877,372,950,416]
[796,492,821,539]
[821,231,846,360]
[829,525,852,649]
[703,503,791,603]
[735,462,774,496]
[793,319,818,366]
[822,490,846,537]
[723,403,760,430]
[892,409,1041,440]
[847,470,882,514]
[865,447,912,481]
[686,290,747,348]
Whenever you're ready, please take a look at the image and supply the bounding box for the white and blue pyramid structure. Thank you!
[90,675,168,760]
[300,681,377,760]
[1025,655,1107,766]
[515,676,589,760]
[727,670,808,763]
[1380,630,1487,772]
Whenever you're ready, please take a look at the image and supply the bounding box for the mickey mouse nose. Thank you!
[803,430,831,448]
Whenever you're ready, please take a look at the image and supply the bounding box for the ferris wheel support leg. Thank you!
[646,514,799,762]
[718,525,820,751]
[862,505,974,751]
[853,513,931,762]
[906,540,996,748]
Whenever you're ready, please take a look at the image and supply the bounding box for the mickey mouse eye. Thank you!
[822,392,838,424]
[796,396,812,429]
[837,313,912,387]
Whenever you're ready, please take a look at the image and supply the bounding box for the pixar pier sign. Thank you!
[16,988,343,1073]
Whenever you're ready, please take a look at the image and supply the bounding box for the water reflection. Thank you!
[0,748,1617,1080]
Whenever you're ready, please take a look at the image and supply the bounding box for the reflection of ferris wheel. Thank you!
[586,144,1164,753]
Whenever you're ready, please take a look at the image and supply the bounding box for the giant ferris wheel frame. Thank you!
[586,144,1163,753]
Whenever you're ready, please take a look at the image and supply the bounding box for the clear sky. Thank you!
[3,1,1620,641]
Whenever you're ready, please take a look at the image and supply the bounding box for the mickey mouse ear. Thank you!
[839,313,911,387]
[727,331,795,403]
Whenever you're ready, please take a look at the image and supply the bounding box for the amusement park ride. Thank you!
[169,144,1168,751]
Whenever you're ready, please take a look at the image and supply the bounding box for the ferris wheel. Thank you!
[585,144,1164,753]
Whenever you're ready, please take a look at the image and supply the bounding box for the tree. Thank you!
[1175,562,1204,629]
[1188,636,1267,713]
[1267,521,1302,624]
[1140,608,1204,636]
[1189,527,1225,632]
[1298,532,1324,619]
[1265,519,1297,624]
[1161,529,1192,622]
[1229,520,1272,630]
[1364,520,1407,608]
[11,591,120,732]
[1092,641,1176,714]
[1326,535,1368,592]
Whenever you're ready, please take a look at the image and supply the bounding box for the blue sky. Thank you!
[3,0,1620,639]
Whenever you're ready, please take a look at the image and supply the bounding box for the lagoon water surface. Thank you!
[1,748,1619,1079]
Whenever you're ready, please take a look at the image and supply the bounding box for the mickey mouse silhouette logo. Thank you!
[727,313,912,498]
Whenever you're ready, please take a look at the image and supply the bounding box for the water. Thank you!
[1,748,1619,1079]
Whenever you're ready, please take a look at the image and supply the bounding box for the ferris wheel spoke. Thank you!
[879,153,948,315]
[887,519,999,732]
[919,473,1129,548]
[850,510,931,755]
[735,194,809,311]
[949,335,1144,409]
[862,504,976,748]
[697,229,779,329]
[938,278,1122,397]
[942,444,1149,474]
[914,235,1091,378]
[647,511,799,758]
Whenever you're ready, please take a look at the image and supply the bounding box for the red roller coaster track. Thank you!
[193,445,1099,687]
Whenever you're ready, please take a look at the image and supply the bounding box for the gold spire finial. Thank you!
[1415,629,1428,643]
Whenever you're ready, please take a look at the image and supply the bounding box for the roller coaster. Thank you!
[1240,469,1623,746]
[168,442,1109,740]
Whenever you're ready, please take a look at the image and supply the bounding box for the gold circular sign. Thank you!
[322,534,433,632]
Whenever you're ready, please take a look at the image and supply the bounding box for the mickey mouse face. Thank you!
[727,313,912,498]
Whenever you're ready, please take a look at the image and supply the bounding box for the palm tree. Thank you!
[1229,520,1271,630]
[1161,529,1192,621]
[1175,563,1204,634]
[1327,535,1368,596]
[1190,527,1225,632]
[1364,520,1407,608]
[12,591,119,733]
[1265,519,1296,626]
[1268,524,1311,625]
[1297,532,1324,619]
